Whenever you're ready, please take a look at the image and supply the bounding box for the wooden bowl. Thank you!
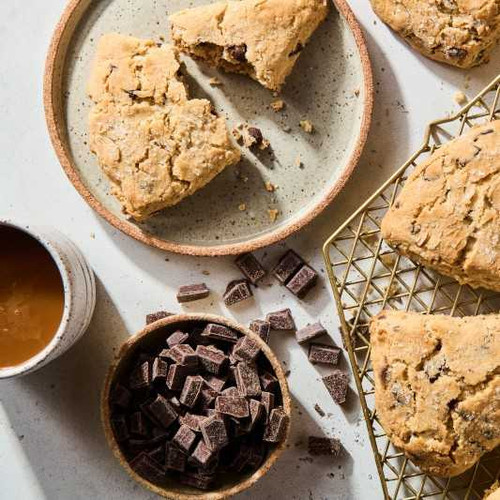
[101,313,292,499]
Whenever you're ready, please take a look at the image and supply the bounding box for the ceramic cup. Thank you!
[0,220,96,379]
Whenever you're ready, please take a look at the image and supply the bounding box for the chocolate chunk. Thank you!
[190,440,217,468]
[223,279,253,306]
[146,311,173,325]
[266,309,296,330]
[166,330,189,347]
[227,43,247,62]
[246,399,264,430]
[314,403,325,417]
[196,345,227,375]
[176,283,210,303]
[235,253,266,284]
[308,436,342,456]
[233,336,261,362]
[247,127,263,146]
[145,394,178,429]
[179,471,214,490]
[111,415,129,442]
[235,362,261,397]
[263,407,289,443]
[166,363,195,391]
[260,391,275,422]
[249,320,270,343]
[289,42,304,56]
[203,374,227,393]
[151,357,169,383]
[447,47,467,60]
[165,443,187,472]
[309,343,341,365]
[296,322,327,344]
[247,444,266,469]
[202,323,239,343]
[286,265,318,298]
[259,371,279,392]
[148,445,165,464]
[130,452,165,483]
[168,344,198,367]
[322,370,349,404]
[179,413,205,433]
[215,396,249,418]
[129,361,150,390]
[221,386,240,397]
[172,424,197,453]
[130,411,148,437]
[272,250,304,284]
[198,387,218,410]
[158,348,171,359]
[169,396,182,411]
[111,384,132,409]
[180,375,204,408]
[200,415,229,451]
[231,443,252,472]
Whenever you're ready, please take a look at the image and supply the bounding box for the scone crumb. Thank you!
[202,270,210,276]
[353,88,360,97]
[265,181,276,192]
[268,209,279,222]
[238,203,247,212]
[209,77,223,86]
[232,127,243,142]
[270,99,285,112]
[300,119,314,133]
[453,91,467,105]
[295,155,303,168]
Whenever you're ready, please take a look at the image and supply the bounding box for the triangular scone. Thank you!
[381,121,500,292]
[169,0,328,91]
[370,311,500,477]
[87,33,240,221]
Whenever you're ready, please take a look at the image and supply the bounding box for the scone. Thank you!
[370,310,500,477]
[381,121,500,292]
[370,0,500,68]
[88,33,240,221]
[169,0,328,91]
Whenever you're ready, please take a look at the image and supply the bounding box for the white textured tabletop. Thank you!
[0,2,499,499]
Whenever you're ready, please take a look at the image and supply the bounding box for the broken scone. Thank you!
[371,310,500,477]
[88,33,240,221]
[169,0,329,91]
[381,121,500,292]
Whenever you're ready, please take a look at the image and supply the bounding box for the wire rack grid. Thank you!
[322,74,500,500]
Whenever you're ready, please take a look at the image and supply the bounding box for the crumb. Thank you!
[209,77,223,86]
[265,181,276,192]
[353,88,360,97]
[270,99,285,112]
[294,155,303,168]
[268,209,279,222]
[282,125,291,133]
[232,127,243,142]
[238,203,247,212]
[314,403,325,417]
[284,369,291,377]
[202,270,210,276]
[90,232,95,239]
[453,91,467,105]
[300,119,314,133]
[159,35,165,42]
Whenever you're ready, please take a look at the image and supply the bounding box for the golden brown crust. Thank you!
[370,310,500,477]
[370,0,500,68]
[381,121,500,292]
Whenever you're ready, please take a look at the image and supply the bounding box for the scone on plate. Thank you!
[381,121,500,292]
[370,0,500,68]
[370,310,500,477]
[87,33,240,221]
[169,0,329,91]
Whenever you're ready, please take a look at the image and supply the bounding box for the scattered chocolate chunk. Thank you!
[296,322,327,344]
[223,279,253,306]
[260,391,275,422]
[130,452,165,482]
[235,362,261,397]
[222,386,240,397]
[309,343,341,366]
[227,43,247,62]
[272,250,304,284]
[176,283,210,303]
[180,376,204,408]
[166,330,189,347]
[266,309,296,330]
[286,265,318,298]
[168,344,198,367]
[179,471,214,490]
[111,415,129,442]
[146,311,173,325]
[130,411,148,437]
[263,407,289,442]
[111,384,131,409]
[215,396,249,418]
[235,253,267,284]
[196,345,227,375]
[308,436,342,456]
[200,415,229,451]
[322,370,349,404]
[166,363,195,391]
[129,361,150,391]
[151,357,168,383]
[190,440,216,467]
[203,374,227,393]
[249,320,270,343]
[314,403,325,417]
[165,443,187,472]
[247,127,263,146]
[233,336,261,362]
[180,413,205,433]
[145,394,178,429]
[202,323,239,343]
[259,371,279,392]
[172,424,197,453]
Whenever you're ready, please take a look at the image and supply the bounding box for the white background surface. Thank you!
[0,1,499,499]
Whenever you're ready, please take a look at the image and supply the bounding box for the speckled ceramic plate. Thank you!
[44,0,373,256]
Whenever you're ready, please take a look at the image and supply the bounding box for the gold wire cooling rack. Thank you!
[322,74,500,500]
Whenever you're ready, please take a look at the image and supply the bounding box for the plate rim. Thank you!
[43,0,374,257]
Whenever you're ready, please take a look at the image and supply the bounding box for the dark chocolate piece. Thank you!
[148,445,165,464]
[169,396,182,411]
[215,396,249,418]
[203,374,227,393]
[130,452,165,483]
[166,363,195,391]
[172,424,197,453]
[245,399,264,430]
[145,394,178,429]
[249,320,270,343]
[179,413,205,433]
[198,387,218,410]
[266,309,296,330]
[165,443,187,472]
[180,375,204,408]
[308,436,342,456]
[111,384,132,409]
[130,411,148,437]
[314,403,325,417]
[200,415,229,451]
[231,443,252,472]
[151,357,169,383]
[166,330,189,348]
[221,386,240,397]
[286,265,318,298]
[223,279,253,306]
[308,343,341,365]
[201,323,239,343]
[111,415,129,442]
[295,322,327,344]
[322,370,349,404]
[196,345,227,375]
[235,253,266,284]
[227,43,247,62]
[259,371,279,392]
[168,344,198,367]
[247,444,266,469]
[233,336,260,362]
[263,407,289,443]
[190,440,217,467]
[158,348,171,359]
[146,311,173,325]
[272,250,304,284]
[176,283,210,303]
[179,471,214,490]
[260,391,275,422]
[235,362,261,397]
[129,361,150,390]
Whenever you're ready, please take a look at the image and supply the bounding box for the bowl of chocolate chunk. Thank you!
[101,313,291,498]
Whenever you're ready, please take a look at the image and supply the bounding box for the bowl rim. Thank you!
[101,313,292,499]
[43,0,374,257]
